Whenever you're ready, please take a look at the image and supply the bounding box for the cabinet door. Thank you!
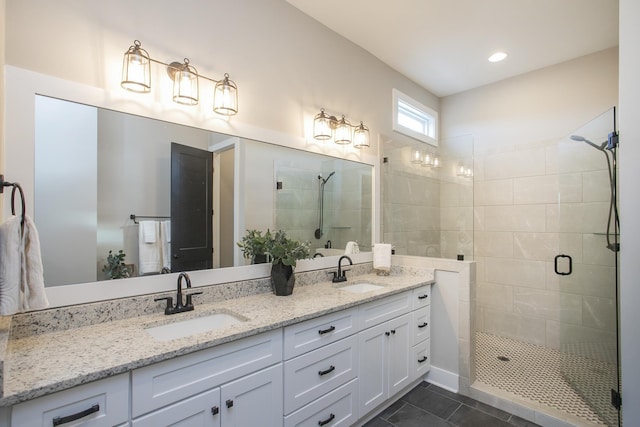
[412,338,431,381]
[412,305,431,346]
[132,388,221,427]
[220,364,283,427]
[387,313,412,397]
[357,321,388,415]
[11,373,129,427]
[284,335,358,414]
[284,379,359,427]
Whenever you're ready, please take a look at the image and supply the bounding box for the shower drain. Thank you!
[497,355,510,362]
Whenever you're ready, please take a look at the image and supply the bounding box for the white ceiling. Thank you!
[286,0,619,97]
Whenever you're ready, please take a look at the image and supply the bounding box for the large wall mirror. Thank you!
[4,66,377,306]
[35,95,373,287]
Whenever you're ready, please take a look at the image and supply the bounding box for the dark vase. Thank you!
[252,254,268,264]
[271,261,295,296]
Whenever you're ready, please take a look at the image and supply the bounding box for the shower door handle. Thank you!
[554,254,572,276]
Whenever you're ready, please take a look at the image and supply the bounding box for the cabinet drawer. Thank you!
[358,291,412,330]
[284,335,358,414]
[132,329,282,417]
[284,379,359,427]
[11,373,129,427]
[412,338,431,380]
[412,285,431,310]
[284,307,357,359]
[412,305,431,345]
[132,387,220,427]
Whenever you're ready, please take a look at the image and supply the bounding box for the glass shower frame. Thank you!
[556,107,620,426]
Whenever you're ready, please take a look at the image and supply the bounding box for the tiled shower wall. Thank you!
[473,135,617,350]
[382,136,473,259]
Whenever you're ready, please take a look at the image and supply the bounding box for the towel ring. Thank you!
[10,183,26,232]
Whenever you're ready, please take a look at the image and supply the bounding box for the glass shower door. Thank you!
[555,107,620,426]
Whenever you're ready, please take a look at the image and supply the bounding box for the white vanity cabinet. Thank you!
[11,373,129,427]
[131,329,283,426]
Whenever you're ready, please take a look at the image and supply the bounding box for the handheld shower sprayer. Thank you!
[315,172,336,239]
[570,135,607,151]
[570,134,619,252]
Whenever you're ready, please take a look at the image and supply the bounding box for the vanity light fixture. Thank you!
[312,108,370,149]
[121,40,238,115]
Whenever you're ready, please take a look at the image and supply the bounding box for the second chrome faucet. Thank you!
[155,272,203,315]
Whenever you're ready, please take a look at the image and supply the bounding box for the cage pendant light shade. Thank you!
[172,60,199,106]
[213,74,238,116]
[313,109,333,140]
[334,116,352,145]
[353,121,370,148]
[121,40,151,93]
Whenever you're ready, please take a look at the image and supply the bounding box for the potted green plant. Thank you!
[237,229,271,264]
[264,230,311,296]
[102,249,132,280]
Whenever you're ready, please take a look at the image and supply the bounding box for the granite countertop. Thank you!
[0,271,433,407]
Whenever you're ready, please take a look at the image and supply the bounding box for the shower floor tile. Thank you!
[475,332,616,426]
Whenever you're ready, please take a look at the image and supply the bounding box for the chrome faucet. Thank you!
[154,272,203,315]
[331,255,353,283]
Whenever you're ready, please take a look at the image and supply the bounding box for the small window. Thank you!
[392,89,438,145]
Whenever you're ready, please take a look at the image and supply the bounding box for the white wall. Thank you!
[4,0,438,154]
[619,0,640,422]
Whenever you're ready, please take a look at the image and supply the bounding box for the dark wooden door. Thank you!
[170,143,213,272]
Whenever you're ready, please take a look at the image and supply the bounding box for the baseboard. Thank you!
[426,366,459,393]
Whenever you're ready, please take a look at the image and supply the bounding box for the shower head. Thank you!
[570,135,607,151]
[319,171,336,184]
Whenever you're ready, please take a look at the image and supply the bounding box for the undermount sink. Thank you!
[338,283,384,293]
[145,311,247,342]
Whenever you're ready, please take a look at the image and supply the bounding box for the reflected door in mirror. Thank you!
[170,143,213,272]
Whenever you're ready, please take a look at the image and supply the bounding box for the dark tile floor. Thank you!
[363,382,542,427]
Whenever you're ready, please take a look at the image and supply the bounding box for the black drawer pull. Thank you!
[211,406,219,415]
[390,329,396,334]
[318,413,335,426]
[52,404,100,426]
[385,331,390,336]
[418,294,429,300]
[226,399,234,408]
[318,365,336,376]
[418,356,428,363]
[318,325,336,335]
[418,322,428,328]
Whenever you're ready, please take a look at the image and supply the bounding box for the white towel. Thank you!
[373,243,392,272]
[160,220,171,270]
[21,215,49,311]
[140,221,157,243]
[0,215,49,315]
[138,222,162,275]
[0,216,22,315]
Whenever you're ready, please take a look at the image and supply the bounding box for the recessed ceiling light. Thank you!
[488,52,508,63]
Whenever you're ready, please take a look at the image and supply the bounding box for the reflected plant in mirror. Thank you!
[237,229,271,264]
